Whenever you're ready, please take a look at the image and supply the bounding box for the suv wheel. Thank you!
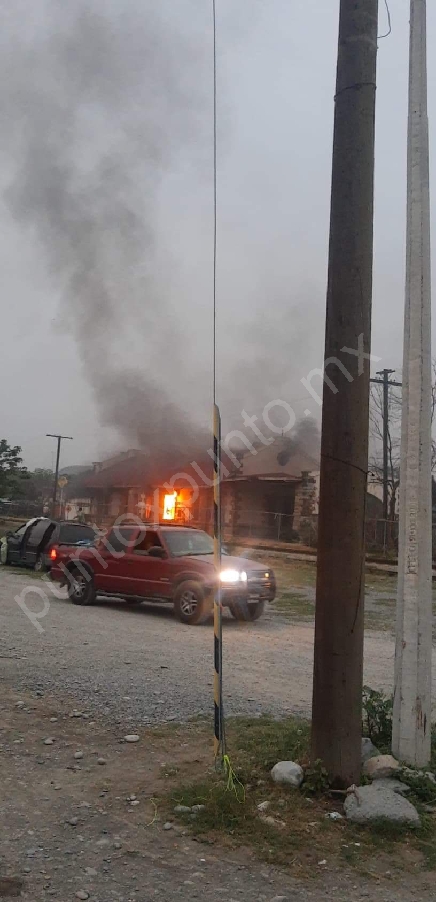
[67,567,96,606]
[229,599,265,622]
[174,580,212,626]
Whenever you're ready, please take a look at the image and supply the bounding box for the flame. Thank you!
[163,492,177,520]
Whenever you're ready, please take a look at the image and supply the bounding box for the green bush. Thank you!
[362,686,393,750]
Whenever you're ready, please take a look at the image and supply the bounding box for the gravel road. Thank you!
[2,567,436,902]
[2,568,436,726]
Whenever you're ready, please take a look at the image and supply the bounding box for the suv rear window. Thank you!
[57,524,96,545]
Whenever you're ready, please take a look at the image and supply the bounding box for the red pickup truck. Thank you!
[49,524,276,626]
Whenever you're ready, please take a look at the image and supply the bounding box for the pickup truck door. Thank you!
[92,526,140,595]
[128,530,172,599]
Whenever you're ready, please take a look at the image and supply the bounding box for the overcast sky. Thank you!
[0,0,435,471]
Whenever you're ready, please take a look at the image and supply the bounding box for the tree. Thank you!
[369,361,436,520]
[0,440,29,498]
[19,468,53,504]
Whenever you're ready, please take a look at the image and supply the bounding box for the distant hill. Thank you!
[59,465,91,477]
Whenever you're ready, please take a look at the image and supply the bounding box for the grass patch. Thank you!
[163,714,436,876]
[272,591,314,620]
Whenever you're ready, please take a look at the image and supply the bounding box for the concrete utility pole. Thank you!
[370,369,402,520]
[393,0,432,768]
[311,0,379,787]
[46,434,73,518]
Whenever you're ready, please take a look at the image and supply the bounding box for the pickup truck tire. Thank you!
[67,567,96,606]
[229,599,265,622]
[174,580,212,626]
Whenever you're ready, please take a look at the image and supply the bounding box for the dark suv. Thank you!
[50,525,276,625]
[3,518,96,571]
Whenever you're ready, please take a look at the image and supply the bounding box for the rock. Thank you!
[97,758,107,766]
[325,811,343,820]
[75,893,90,901]
[50,717,58,723]
[124,734,140,743]
[68,817,79,826]
[129,799,140,806]
[163,822,173,831]
[270,897,288,902]
[270,761,304,788]
[71,711,83,718]
[425,772,436,784]
[260,814,286,829]
[74,751,84,760]
[174,805,192,814]
[113,841,122,850]
[84,867,98,877]
[257,801,271,812]
[0,877,24,897]
[361,737,380,763]
[191,804,206,813]
[43,738,54,746]
[344,785,420,825]
[363,755,400,780]
[371,778,410,795]
[15,701,25,708]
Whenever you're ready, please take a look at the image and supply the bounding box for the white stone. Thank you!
[174,805,192,814]
[257,801,271,812]
[363,755,400,780]
[270,761,303,788]
[74,751,84,760]
[344,785,420,826]
[124,734,140,743]
[371,779,410,795]
[75,892,89,900]
[43,738,54,746]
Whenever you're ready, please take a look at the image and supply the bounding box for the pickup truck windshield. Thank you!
[164,529,214,557]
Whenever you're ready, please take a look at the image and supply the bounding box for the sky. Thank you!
[0,0,435,471]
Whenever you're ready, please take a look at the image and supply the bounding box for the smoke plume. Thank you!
[0,0,209,470]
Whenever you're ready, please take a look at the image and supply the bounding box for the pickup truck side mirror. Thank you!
[148,546,167,559]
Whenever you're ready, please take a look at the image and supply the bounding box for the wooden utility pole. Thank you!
[370,369,402,520]
[46,434,73,518]
[311,0,379,787]
[393,0,432,768]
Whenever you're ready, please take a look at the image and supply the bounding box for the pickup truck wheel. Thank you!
[67,568,96,606]
[229,599,265,622]
[174,580,212,626]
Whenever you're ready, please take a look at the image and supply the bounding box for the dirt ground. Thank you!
[2,685,436,902]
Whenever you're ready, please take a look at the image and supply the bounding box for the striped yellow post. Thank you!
[213,403,222,761]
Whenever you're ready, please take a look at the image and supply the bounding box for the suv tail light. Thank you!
[50,548,57,561]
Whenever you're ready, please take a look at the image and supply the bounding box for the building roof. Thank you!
[83,452,151,490]
[227,435,319,481]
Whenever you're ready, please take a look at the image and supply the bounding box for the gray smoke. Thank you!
[0,0,209,471]
[1,0,320,473]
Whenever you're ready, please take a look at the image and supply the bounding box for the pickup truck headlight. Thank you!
[220,569,248,584]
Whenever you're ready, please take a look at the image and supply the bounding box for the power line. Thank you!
[378,0,392,39]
